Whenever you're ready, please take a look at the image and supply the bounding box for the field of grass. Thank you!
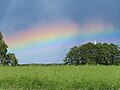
[0,65,120,90]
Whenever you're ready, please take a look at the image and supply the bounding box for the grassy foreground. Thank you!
[0,65,120,90]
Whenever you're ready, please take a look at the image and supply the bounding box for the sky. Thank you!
[0,0,120,64]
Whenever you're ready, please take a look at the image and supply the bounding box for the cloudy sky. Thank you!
[0,0,120,64]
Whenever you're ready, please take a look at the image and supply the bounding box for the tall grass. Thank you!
[0,65,120,90]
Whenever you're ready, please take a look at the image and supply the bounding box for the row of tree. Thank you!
[64,42,120,65]
[0,32,18,66]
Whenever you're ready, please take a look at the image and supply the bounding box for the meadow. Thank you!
[0,65,120,90]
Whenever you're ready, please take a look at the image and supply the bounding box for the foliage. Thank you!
[0,32,18,66]
[64,42,120,65]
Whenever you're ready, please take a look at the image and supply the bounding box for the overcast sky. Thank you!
[0,0,120,34]
[0,0,120,63]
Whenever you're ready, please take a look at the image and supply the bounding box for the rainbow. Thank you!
[5,22,79,52]
[4,21,120,63]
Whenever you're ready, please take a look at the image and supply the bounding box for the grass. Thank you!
[0,65,120,90]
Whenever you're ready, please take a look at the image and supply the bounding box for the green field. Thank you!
[0,65,120,90]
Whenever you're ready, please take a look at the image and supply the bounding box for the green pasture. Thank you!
[0,65,120,90]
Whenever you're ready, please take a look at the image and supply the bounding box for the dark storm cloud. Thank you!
[62,0,120,25]
[0,0,120,34]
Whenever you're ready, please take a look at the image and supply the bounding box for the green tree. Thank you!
[0,32,18,66]
[64,42,120,65]
[0,32,8,55]
[6,53,18,66]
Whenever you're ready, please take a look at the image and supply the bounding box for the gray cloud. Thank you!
[0,0,120,34]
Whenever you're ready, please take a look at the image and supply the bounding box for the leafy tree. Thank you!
[64,42,120,65]
[6,53,18,66]
[0,32,18,66]
[0,32,8,55]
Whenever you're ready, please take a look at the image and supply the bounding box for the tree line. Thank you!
[0,32,18,66]
[64,42,120,65]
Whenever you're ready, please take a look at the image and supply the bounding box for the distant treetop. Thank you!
[64,42,120,65]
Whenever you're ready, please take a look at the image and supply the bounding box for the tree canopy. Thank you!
[64,42,120,65]
[0,32,18,66]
